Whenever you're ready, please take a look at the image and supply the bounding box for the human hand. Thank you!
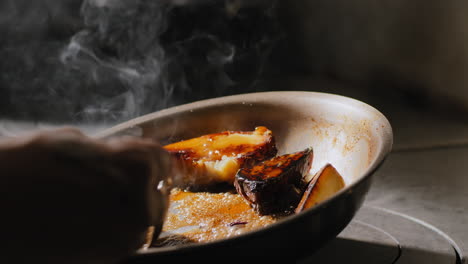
[0,127,173,264]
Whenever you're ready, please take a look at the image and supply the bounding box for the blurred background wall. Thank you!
[1,0,468,127]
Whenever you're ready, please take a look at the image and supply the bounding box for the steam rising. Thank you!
[61,0,172,122]
[0,0,280,125]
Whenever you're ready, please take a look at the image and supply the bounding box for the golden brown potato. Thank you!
[153,188,278,246]
[164,126,277,188]
[295,164,345,213]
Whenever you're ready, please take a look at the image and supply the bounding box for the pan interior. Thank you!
[98,92,393,256]
[101,92,391,186]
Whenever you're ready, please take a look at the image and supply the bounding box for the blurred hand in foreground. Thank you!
[0,127,173,264]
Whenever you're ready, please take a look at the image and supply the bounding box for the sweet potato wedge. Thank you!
[295,164,345,213]
[234,147,313,215]
[164,126,277,188]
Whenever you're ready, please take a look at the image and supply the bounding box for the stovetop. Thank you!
[302,206,462,263]
[1,79,467,264]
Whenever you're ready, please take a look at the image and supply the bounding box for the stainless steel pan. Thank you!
[97,91,393,262]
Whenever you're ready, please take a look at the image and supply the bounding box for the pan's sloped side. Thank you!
[98,91,393,262]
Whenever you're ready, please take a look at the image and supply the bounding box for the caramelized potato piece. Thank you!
[235,148,313,215]
[295,164,345,213]
[164,126,277,188]
[153,188,277,247]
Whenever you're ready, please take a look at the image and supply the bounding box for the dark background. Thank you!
[0,0,288,124]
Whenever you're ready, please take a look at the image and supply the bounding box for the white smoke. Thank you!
[0,0,280,129]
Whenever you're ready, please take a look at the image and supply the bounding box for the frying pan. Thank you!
[97,91,393,263]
